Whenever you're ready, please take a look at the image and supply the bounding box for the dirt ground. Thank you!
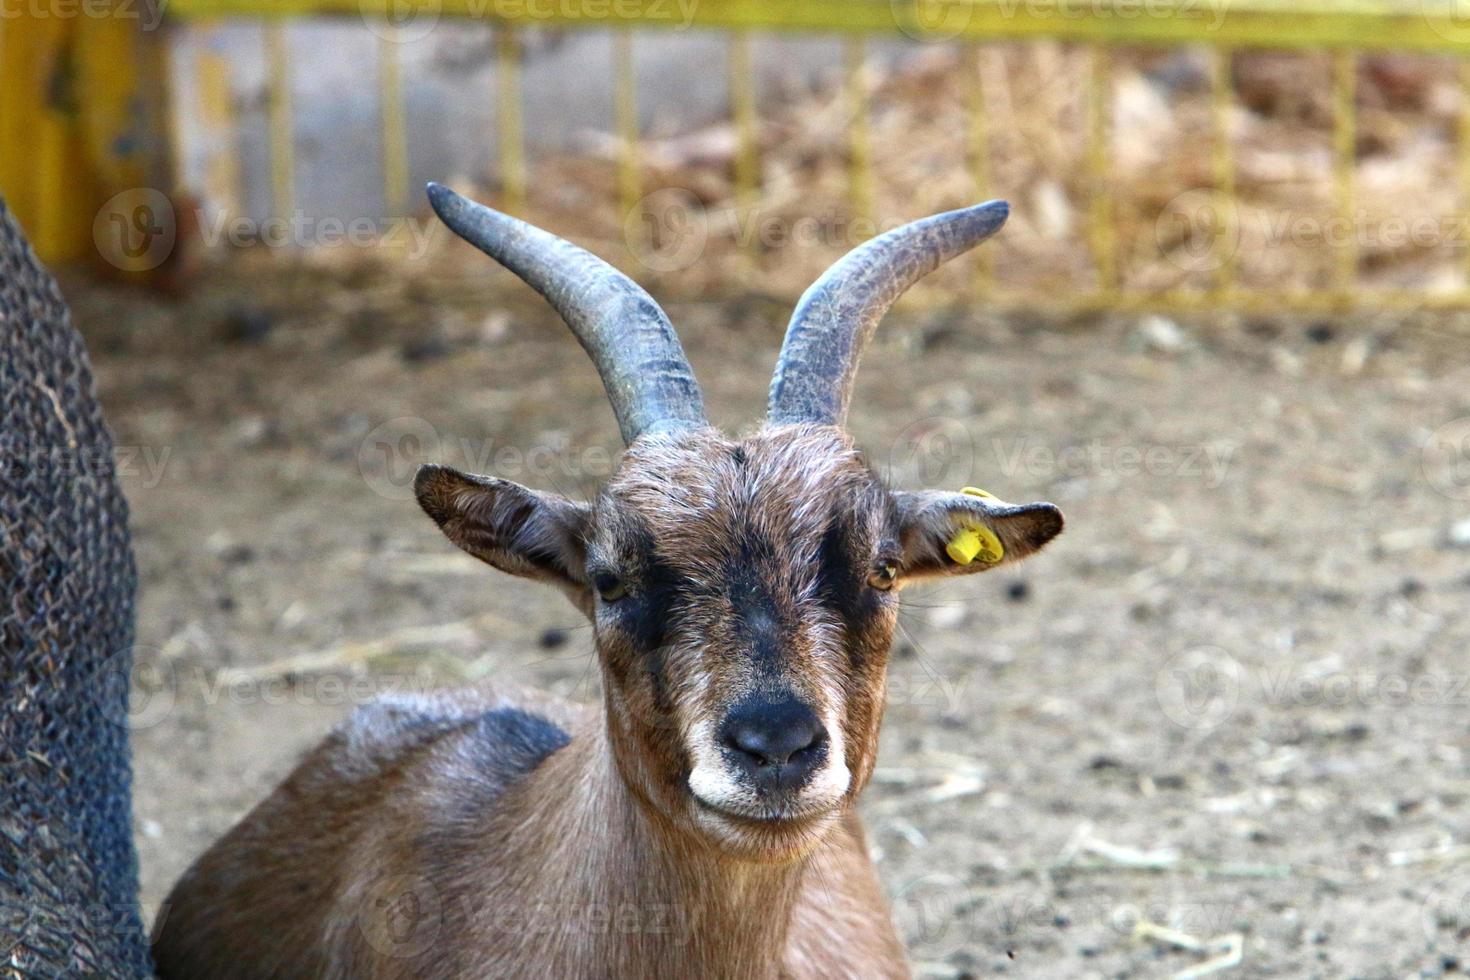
[65,256,1470,978]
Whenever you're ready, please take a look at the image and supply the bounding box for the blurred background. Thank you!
[6,1,1470,976]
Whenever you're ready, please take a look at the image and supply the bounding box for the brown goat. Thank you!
[152,184,1064,979]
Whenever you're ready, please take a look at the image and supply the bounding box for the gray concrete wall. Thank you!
[170,22,916,227]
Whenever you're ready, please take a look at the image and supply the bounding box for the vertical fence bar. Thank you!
[968,43,994,294]
[497,26,526,216]
[197,29,241,223]
[729,29,759,261]
[1459,58,1470,293]
[265,22,295,224]
[844,35,873,235]
[613,28,641,226]
[1086,43,1116,298]
[0,19,22,220]
[159,30,187,210]
[378,29,408,214]
[1210,45,1237,298]
[1332,47,1357,301]
[3,21,73,258]
[35,36,69,262]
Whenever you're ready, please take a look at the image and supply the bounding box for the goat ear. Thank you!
[414,464,592,593]
[894,489,1063,582]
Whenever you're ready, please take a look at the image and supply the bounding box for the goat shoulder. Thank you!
[153,686,580,980]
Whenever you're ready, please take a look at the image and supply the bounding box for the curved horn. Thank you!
[427,183,706,444]
[767,201,1009,427]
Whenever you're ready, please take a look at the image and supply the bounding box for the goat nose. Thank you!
[719,698,827,776]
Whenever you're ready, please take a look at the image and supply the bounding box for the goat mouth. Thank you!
[691,794,837,828]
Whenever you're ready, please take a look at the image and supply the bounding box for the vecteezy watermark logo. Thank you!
[1257,669,1470,708]
[886,668,973,714]
[94,188,176,273]
[95,197,439,270]
[626,188,708,273]
[357,418,621,500]
[1,440,174,490]
[361,0,440,42]
[889,417,977,487]
[1421,0,1470,45]
[1007,0,1231,29]
[197,211,438,255]
[1154,645,1243,732]
[1155,188,1240,275]
[360,417,442,501]
[625,196,934,269]
[1158,197,1470,273]
[890,872,969,961]
[0,0,166,30]
[355,875,443,958]
[363,0,700,37]
[90,645,177,732]
[990,437,1235,489]
[1423,416,1470,501]
[1423,867,1470,954]
[890,0,974,40]
[897,0,1233,35]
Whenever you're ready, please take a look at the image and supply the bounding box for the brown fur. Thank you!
[154,424,1061,978]
[154,685,907,979]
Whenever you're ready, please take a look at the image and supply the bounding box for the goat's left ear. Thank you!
[894,490,1063,582]
[414,464,593,601]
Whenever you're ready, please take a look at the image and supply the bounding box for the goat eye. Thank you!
[867,562,898,591]
[593,572,628,603]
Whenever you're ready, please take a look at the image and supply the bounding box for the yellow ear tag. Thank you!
[946,487,1006,566]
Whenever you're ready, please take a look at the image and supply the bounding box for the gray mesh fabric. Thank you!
[0,199,152,977]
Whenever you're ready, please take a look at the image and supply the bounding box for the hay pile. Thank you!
[491,43,1468,305]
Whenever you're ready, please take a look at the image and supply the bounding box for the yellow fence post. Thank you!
[844,36,873,237]
[729,29,759,265]
[1086,43,1115,300]
[1461,59,1470,292]
[1332,48,1358,304]
[0,9,173,266]
[1210,44,1237,300]
[613,28,641,233]
[378,28,409,214]
[496,25,527,216]
[265,22,295,225]
[968,42,994,295]
[197,27,242,223]
[0,18,90,259]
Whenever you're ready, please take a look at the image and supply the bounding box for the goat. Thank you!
[152,184,1064,979]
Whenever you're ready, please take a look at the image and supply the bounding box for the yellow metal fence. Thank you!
[6,0,1470,311]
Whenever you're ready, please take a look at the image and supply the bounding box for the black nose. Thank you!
[719,697,827,788]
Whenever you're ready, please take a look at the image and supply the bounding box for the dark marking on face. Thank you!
[734,593,784,671]
[815,516,868,654]
[595,518,687,721]
[814,492,899,670]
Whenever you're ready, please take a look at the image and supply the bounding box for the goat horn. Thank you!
[427,183,707,444]
[767,201,1009,427]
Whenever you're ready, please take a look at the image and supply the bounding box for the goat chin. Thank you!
[689,799,850,864]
